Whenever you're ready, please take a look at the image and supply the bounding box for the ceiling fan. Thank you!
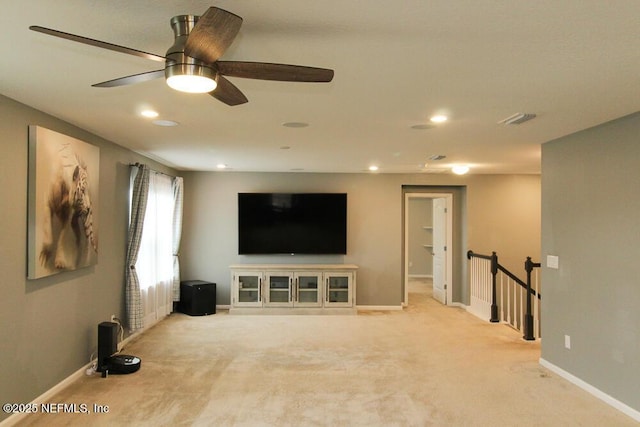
[29,7,334,106]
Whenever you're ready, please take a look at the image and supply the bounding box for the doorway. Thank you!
[403,193,453,306]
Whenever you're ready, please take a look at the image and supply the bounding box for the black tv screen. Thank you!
[238,193,347,255]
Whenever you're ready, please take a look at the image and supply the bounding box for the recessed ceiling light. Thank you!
[369,165,379,172]
[430,115,448,123]
[282,122,309,128]
[141,109,159,118]
[451,165,470,175]
[217,164,227,169]
[152,119,179,127]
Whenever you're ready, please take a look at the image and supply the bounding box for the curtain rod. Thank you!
[129,162,177,179]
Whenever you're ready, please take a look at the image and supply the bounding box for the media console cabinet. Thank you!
[229,264,357,314]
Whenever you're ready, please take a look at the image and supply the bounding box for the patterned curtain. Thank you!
[125,164,150,332]
[172,177,184,302]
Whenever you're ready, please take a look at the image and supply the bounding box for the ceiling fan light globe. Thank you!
[166,74,217,93]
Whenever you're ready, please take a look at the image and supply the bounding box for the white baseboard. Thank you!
[216,304,231,310]
[539,358,640,422]
[449,302,468,309]
[117,328,140,352]
[1,322,147,427]
[0,361,92,427]
[230,307,357,315]
[356,305,403,311]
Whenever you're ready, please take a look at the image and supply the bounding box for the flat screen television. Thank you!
[238,193,347,255]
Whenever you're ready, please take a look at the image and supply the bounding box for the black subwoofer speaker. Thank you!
[97,321,118,372]
[179,280,216,316]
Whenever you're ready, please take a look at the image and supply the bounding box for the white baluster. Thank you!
[508,276,512,326]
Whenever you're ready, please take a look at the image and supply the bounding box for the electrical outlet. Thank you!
[564,334,571,350]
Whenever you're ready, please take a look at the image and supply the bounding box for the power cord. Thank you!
[112,317,125,351]
[85,352,97,376]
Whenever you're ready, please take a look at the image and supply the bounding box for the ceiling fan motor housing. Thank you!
[165,15,217,85]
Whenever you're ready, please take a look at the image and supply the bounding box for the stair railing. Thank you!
[467,250,541,340]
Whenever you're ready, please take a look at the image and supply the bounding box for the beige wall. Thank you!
[0,95,176,422]
[466,175,541,272]
[180,172,541,307]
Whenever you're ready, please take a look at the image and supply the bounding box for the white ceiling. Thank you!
[2,1,639,174]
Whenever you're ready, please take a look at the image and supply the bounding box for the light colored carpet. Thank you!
[17,279,636,426]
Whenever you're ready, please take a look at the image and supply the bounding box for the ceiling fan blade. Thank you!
[92,70,165,88]
[210,75,248,106]
[29,26,165,63]
[217,61,334,82]
[184,7,243,64]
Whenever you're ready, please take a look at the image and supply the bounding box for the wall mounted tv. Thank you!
[238,193,347,255]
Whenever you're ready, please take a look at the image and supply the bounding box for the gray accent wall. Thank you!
[541,112,640,412]
[0,95,176,422]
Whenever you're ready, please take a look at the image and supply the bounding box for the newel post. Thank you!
[523,257,535,340]
[490,251,499,323]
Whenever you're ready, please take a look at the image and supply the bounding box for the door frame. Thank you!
[403,192,453,306]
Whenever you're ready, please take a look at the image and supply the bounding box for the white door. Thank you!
[432,198,447,304]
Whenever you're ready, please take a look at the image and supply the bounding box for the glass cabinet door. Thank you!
[265,273,293,307]
[234,272,263,307]
[325,273,353,307]
[294,272,323,307]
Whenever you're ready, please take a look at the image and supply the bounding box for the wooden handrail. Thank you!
[467,250,541,298]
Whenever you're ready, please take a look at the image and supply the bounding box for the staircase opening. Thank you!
[467,250,542,340]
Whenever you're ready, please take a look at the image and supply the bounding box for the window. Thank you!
[134,171,175,325]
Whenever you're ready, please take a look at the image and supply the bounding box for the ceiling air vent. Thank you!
[420,165,449,174]
[498,113,536,125]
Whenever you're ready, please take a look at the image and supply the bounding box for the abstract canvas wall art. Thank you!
[27,126,100,279]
